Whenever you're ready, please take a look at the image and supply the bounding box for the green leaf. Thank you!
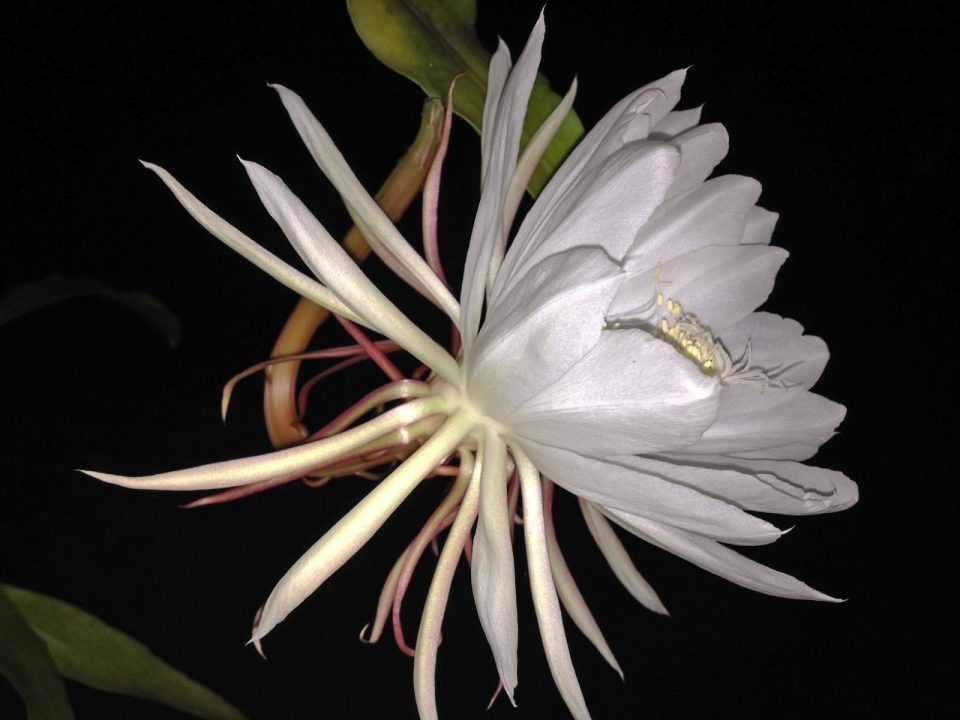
[0,274,181,348]
[0,587,76,720]
[2,586,246,720]
[347,0,584,196]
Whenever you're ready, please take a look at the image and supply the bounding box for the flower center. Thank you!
[603,267,780,389]
[655,293,727,376]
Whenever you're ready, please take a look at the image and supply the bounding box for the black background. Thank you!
[2,2,956,718]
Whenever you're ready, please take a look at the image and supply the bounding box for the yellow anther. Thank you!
[657,296,722,377]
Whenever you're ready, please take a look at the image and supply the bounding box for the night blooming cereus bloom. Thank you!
[84,17,857,720]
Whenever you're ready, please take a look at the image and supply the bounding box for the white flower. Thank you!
[84,15,857,720]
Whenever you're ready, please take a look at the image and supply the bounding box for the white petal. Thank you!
[664,123,730,198]
[460,14,545,354]
[715,383,799,420]
[470,430,518,701]
[580,499,668,615]
[140,162,360,323]
[520,441,785,545]
[602,508,841,601]
[513,447,592,720]
[253,410,475,642]
[241,159,460,385]
[726,441,826,462]
[537,143,681,265]
[468,247,623,418]
[269,84,460,323]
[506,330,720,456]
[737,459,858,513]
[544,482,622,676]
[544,68,687,189]
[622,174,762,273]
[497,77,579,286]
[649,106,703,139]
[665,455,858,514]
[480,39,513,183]
[629,454,856,515]
[686,388,846,456]
[717,312,829,389]
[494,69,688,301]
[742,206,779,245]
[494,143,680,301]
[656,244,789,333]
[82,397,445,491]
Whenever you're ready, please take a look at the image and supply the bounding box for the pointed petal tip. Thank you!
[358,623,374,644]
[140,159,164,175]
[243,633,267,658]
[661,67,690,86]
[248,606,268,658]
[78,468,126,486]
[799,582,845,604]
[238,157,275,186]
[220,385,232,424]
[268,82,303,108]
[248,637,267,659]
[607,653,624,681]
